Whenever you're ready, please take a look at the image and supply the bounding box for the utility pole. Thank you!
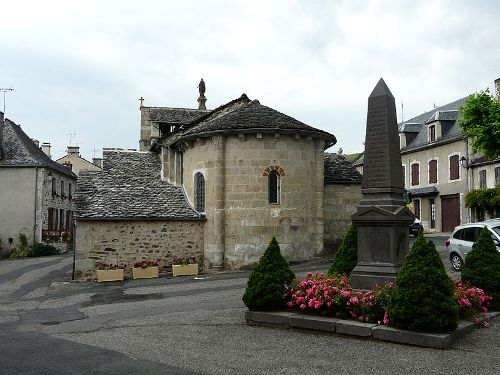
[0,88,14,114]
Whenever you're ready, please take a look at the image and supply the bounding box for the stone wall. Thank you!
[181,132,325,269]
[74,220,204,280]
[323,183,362,254]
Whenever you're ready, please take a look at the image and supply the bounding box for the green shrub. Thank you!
[242,237,296,311]
[327,224,357,276]
[461,227,500,311]
[390,234,458,331]
[9,233,31,258]
[31,243,59,257]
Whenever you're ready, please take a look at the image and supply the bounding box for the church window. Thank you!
[268,171,280,204]
[194,172,205,212]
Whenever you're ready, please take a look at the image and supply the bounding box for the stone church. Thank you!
[74,86,361,279]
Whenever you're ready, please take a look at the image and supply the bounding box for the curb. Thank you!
[245,310,499,349]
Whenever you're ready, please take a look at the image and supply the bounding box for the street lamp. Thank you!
[460,156,468,168]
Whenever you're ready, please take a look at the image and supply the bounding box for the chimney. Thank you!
[0,111,4,160]
[41,142,51,158]
[67,146,80,156]
[92,158,103,168]
[494,78,500,101]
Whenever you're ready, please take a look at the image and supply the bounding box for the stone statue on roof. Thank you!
[198,79,206,97]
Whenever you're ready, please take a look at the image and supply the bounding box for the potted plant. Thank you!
[132,260,160,280]
[96,263,126,282]
[172,256,199,276]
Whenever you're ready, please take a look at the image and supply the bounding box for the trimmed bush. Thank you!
[31,243,59,257]
[242,237,296,311]
[327,224,357,276]
[390,234,458,331]
[461,227,500,310]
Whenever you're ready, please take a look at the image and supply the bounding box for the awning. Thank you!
[408,186,439,197]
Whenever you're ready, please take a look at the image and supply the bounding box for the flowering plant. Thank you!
[133,260,159,269]
[285,273,493,327]
[171,256,197,266]
[96,262,127,270]
[454,279,492,326]
[286,272,393,324]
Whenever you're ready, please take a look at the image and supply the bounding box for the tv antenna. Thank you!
[68,132,76,145]
[0,88,14,114]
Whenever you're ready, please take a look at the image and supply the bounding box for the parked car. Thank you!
[446,218,500,271]
[409,218,424,237]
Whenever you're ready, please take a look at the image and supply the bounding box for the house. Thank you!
[0,112,77,255]
[55,146,102,176]
[74,91,361,279]
[353,77,500,232]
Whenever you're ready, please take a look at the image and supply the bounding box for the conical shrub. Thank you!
[327,224,357,276]
[242,237,296,311]
[461,227,500,310]
[390,234,458,331]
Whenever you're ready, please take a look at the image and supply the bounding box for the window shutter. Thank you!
[411,163,419,186]
[429,160,437,183]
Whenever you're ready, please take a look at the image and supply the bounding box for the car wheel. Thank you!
[450,253,463,272]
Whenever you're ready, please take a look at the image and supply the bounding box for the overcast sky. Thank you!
[1,0,499,161]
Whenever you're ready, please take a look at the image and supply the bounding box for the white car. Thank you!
[446,218,500,271]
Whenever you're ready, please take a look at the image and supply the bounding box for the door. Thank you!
[441,194,460,232]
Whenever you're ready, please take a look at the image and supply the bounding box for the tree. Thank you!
[327,224,357,276]
[390,235,458,331]
[458,89,500,160]
[461,227,500,311]
[242,237,296,311]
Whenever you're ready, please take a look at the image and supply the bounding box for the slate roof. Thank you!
[0,119,76,179]
[162,94,336,149]
[324,153,362,184]
[399,97,468,152]
[74,150,202,220]
[353,96,470,166]
[147,107,209,124]
[408,186,439,197]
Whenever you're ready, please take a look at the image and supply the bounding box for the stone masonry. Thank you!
[74,220,204,280]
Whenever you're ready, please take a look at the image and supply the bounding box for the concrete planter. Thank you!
[132,266,159,280]
[172,264,198,276]
[97,269,124,282]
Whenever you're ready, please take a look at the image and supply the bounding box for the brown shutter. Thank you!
[429,160,437,183]
[450,155,459,180]
[411,163,419,186]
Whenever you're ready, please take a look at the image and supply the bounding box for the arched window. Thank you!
[268,170,280,204]
[194,172,205,212]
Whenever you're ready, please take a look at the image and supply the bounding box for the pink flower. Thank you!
[300,304,307,310]
[383,310,390,325]
[287,301,294,308]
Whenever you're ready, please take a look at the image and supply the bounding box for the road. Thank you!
[0,242,498,375]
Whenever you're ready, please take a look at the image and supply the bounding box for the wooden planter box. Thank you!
[97,269,124,282]
[132,266,159,280]
[172,264,198,276]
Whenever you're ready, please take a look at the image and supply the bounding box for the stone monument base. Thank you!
[350,263,402,290]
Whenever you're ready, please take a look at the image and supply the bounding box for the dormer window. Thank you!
[429,125,436,142]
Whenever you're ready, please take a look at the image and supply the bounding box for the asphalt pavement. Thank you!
[0,241,498,375]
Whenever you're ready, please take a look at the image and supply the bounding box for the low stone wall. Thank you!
[74,220,204,280]
[323,184,361,255]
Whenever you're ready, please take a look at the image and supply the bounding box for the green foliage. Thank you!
[465,186,500,215]
[390,234,458,331]
[327,224,357,276]
[461,227,500,310]
[31,243,59,257]
[9,233,31,258]
[242,237,296,311]
[458,89,500,159]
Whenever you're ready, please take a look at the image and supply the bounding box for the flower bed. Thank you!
[285,272,492,327]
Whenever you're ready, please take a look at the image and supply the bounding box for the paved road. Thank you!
[0,248,498,375]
